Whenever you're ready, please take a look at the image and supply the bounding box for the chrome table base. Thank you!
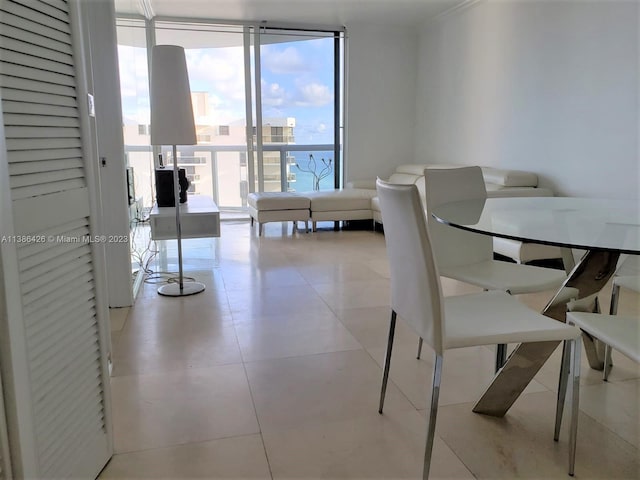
[473,250,619,417]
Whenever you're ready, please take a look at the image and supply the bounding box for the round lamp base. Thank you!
[158,282,206,297]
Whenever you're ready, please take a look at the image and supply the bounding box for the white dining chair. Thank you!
[375,179,582,479]
[559,310,640,468]
[421,166,567,370]
[604,255,640,379]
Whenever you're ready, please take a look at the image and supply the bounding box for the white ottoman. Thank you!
[247,192,311,236]
[306,189,376,231]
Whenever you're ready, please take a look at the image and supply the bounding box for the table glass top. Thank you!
[432,197,640,254]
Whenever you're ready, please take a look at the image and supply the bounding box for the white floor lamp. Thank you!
[150,45,205,296]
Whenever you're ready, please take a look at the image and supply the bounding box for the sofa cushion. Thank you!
[306,189,376,211]
[247,192,310,210]
[481,167,538,187]
[388,172,420,185]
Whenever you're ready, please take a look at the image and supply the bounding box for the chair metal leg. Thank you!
[423,354,443,480]
[250,217,254,226]
[609,283,620,315]
[599,282,620,381]
[417,337,423,359]
[554,341,571,441]
[603,345,612,381]
[378,310,397,414]
[258,223,263,236]
[568,336,581,476]
[495,344,507,372]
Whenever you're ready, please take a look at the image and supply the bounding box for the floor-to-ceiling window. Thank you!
[257,28,340,194]
[116,17,344,216]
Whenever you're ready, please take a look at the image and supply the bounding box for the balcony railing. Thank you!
[125,143,337,211]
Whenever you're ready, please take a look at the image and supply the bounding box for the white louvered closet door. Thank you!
[0,0,112,477]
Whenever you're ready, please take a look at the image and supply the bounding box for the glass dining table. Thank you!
[432,196,640,417]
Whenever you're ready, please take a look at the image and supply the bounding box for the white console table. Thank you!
[149,195,220,240]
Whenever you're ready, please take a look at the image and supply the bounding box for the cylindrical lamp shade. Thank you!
[150,45,197,146]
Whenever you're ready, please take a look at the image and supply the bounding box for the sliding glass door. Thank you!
[256,28,340,194]
[116,18,344,217]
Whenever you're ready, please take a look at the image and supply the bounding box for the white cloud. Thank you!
[294,82,333,107]
[261,46,310,74]
[262,81,287,107]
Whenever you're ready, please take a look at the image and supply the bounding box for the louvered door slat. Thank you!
[32,343,100,416]
[4,112,78,127]
[9,157,83,175]
[1,0,111,476]
[21,263,92,307]
[17,224,88,265]
[19,243,90,283]
[17,220,87,258]
[0,63,74,87]
[44,409,104,478]
[2,89,76,107]
[12,0,68,22]
[40,393,103,471]
[29,305,95,364]
[0,10,71,44]
[0,1,70,34]
[23,272,92,318]
[36,369,101,441]
[6,137,81,150]
[0,35,73,64]
[2,76,76,97]
[7,147,81,162]
[20,252,91,294]
[11,178,85,199]
[10,167,83,187]
[0,49,74,76]
[31,322,97,389]
[39,0,68,14]
[27,294,94,349]
[1,24,72,54]
[25,287,93,337]
[5,126,79,138]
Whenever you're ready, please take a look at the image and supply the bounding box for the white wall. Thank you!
[345,23,419,182]
[84,0,133,307]
[415,0,639,199]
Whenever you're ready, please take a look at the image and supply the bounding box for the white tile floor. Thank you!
[103,221,639,479]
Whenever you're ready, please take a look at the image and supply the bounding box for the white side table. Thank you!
[149,195,220,240]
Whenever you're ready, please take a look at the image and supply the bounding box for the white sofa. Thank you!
[347,164,562,264]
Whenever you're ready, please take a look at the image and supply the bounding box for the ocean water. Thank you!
[289,151,335,192]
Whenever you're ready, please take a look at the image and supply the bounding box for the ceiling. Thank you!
[114,0,466,28]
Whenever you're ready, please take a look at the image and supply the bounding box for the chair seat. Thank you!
[613,275,640,293]
[567,312,640,363]
[444,290,579,349]
[441,260,566,295]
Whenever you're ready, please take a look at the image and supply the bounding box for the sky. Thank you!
[118,34,335,145]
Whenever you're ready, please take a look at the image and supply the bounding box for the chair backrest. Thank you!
[424,166,492,269]
[376,179,445,354]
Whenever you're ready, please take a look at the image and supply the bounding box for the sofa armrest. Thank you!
[346,179,377,190]
[486,186,554,198]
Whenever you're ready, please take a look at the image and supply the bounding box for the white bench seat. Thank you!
[247,192,310,236]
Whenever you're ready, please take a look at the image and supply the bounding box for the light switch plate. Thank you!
[87,93,95,117]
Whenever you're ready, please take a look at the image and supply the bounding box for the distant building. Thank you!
[122,91,297,211]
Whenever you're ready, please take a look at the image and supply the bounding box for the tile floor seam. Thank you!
[111,431,265,458]
[357,331,421,415]
[238,354,275,479]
